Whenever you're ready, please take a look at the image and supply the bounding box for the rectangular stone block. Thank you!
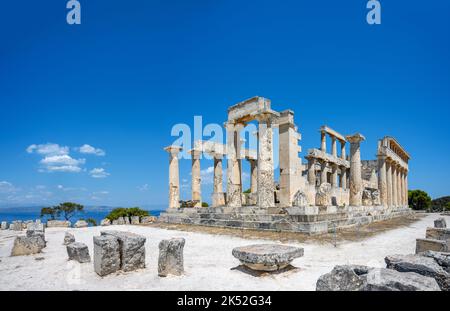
[47,220,71,228]
[416,238,448,254]
[94,235,121,276]
[101,231,146,272]
[67,242,91,263]
[426,227,450,242]
[130,216,140,225]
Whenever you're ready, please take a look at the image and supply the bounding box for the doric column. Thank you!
[320,160,328,185]
[386,159,393,207]
[307,157,316,186]
[341,141,346,160]
[397,167,402,206]
[225,122,243,208]
[331,164,338,188]
[405,172,409,206]
[321,131,327,152]
[249,159,258,196]
[331,136,337,157]
[346,133,365,206]
[257,114,275,208]
[164,145,182,209]
[340,167,347,189]
[378,155,388,206]
[191,149,202,207]
[212,153,225,207]
[392,164,398,206]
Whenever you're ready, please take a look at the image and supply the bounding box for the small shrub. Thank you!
[86,218,97,226]
[106,207,150,221]
[201,202,209,207]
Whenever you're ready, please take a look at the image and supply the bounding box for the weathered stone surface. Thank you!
[362,189,373,206]
[421,251,450,272]
[124,217,130,225]
[93,235,121,276]
[385,254,450,291]
[140,216,157,224]
[112,219,119,225]
[130,216,140,225]
[1,221,8,230]
[101,218,111,226]
[117,217,125,225]
[316,265,440,291]
[63,232,75,245]
[315,183,332,207]
[371,190,381,205]
[101,231,146,272]
[158,238,185,277]
[292,190,308,207]
[27,222,45,232]
[10,221,23,231]
[435,218,447,229]
[232,244,303,271]
[416,238,448,254]
[67,242,91,263]
[47,220,71,228]
[426,227,450,242]
[26,227,46,248]
[11,236,45,256]
[74,220,88,228]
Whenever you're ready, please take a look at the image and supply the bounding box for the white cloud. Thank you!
[137,184,150,192]
[200,166,214,185]
[41,155,86,167]
[26,143,69,156]
[77,144,106,156]
[93,191,109,195]
[89,168,110,178]
[0,181,17,193]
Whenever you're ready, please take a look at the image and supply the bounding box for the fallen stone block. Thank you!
[131,216,140,225]
[416,238,448,254]
[385,254,450,291]
[112,219,119,225]
[140,216,157,224]
[1,221,8,230]
[63,232,75,245]
[117,217,125,225]
[316,265,440,291]
[315,183,332,207]
[158,238,185,277]
[93,235,121,276]
[101,219,111,226]
[435,218,447,229]
[101,231,146,272]
[11,236,46,256]
[232,244,304,271]
[124,217,130,225]
[421,251,450,272]
[10,221,23,231]
[426,227,450,242]
[47,220,71,228]
[67,242,91,263]
[74,220,88,228]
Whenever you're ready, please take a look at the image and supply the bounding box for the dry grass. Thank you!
[144,214,425,245]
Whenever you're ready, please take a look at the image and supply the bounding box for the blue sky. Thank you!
[0,0,449,208]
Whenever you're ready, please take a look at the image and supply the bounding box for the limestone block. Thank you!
[124,217,130,225]
[158,238,185,277]
[426,228,450,242]
[371,190,381,205]
[11,236,46,256]
[435,218,447,229]
[362,190,373,206]
[27,222,45,232]
[292,190,308,207]
[131,216,140,225]
[74,220,88,228]
[421,251,450,272]
[11,221,23,231]
[117,217,125,225]
[316,265,440,291]
[112,219,119,225]
[140,216,157,224]
[47,220,71,228]
[1,221,8,230]
[101,218,111,226]
[93,235,121,276]
[22,220,33,229]
[232,244,304,271]
[385,254,450,291]
[315,183,332,207]
[416,239,448,254]
[63,232,75,245]
[67,242,91,263]
[101,231,146,272]
[26,228,46,248]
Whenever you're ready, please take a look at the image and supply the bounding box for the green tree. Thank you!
[408,190,432,211]
[85,218,97,226]
[445,202,450,211]
[106,207,150,221]
[40,207,59,220]
[55,202,84,220]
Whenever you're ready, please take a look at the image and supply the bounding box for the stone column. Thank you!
[212,153,225,207]
[386,159,393,207]
[392,164,398,207]
[164,146,182,209]
[397,167,403,206]
[257,114,275,208]
[307,157,316,186]
[226,122,242,207]
[331,165,338,188]
[377,155,388,206]
[405,172,409,206]
[249,159,258,195]
[346,133,365,206]
[340,167,347,189]
[191,149,202,207]
[320,161,328,185]
[341,141,346,160]
[321,131,327,152]
[331,137,337,157]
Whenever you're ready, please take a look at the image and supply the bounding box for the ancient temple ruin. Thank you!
[160,97,411,234]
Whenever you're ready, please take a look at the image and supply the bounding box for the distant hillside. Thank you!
[431,196,450,211]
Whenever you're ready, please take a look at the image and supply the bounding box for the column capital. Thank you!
[164,145,182,155]
[346,133,366,144]
[189,149,202,159]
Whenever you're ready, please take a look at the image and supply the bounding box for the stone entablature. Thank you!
[306,149,350,169]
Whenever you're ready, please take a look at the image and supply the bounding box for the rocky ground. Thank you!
[0,213,447,291]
